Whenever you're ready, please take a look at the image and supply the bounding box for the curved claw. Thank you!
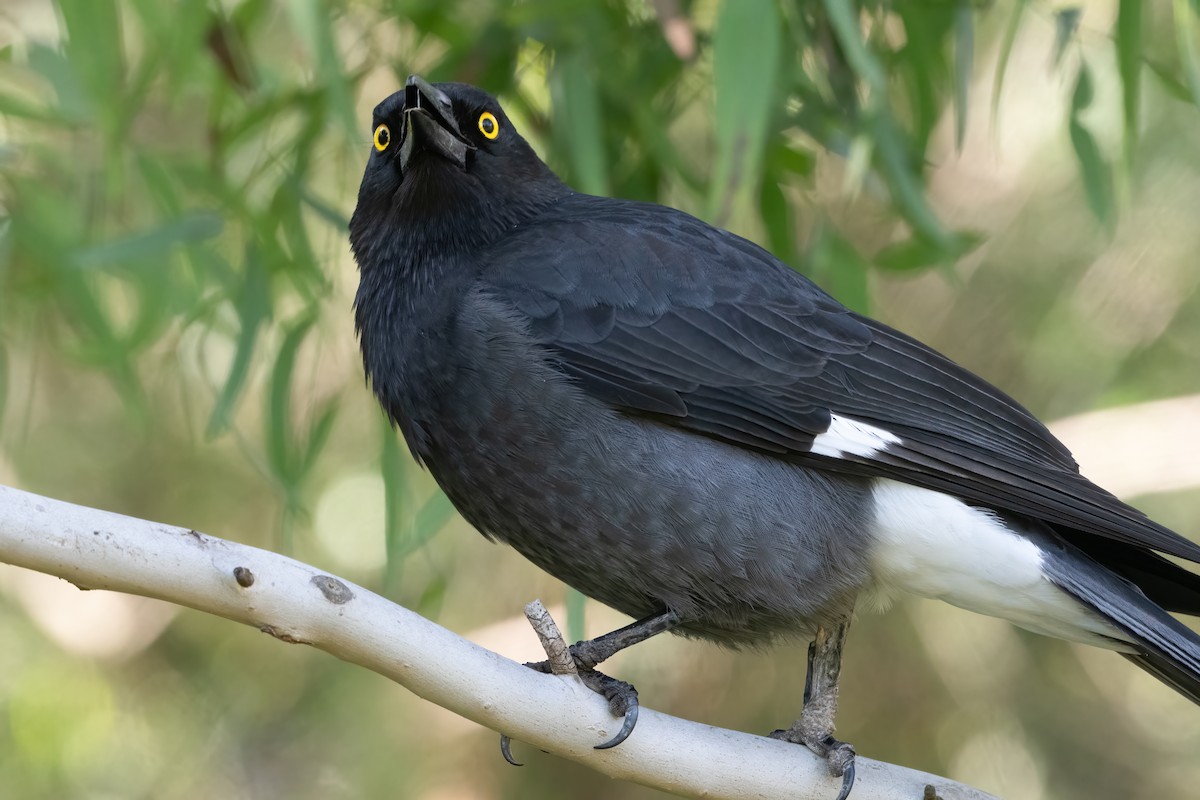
[833,757,856,800]
[594,699,638,750]
[499,735,523,767]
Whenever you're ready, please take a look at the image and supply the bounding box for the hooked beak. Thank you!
[399,75,474,170]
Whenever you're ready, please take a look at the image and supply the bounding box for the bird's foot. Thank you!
[767,621,856,798]
[578,665,640,748]
[770,709,856,800]
[500,607,675,765]
[525,651,640,749]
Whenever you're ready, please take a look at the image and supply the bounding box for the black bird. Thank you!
[350,76,1200,796]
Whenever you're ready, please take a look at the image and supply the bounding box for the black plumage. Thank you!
[349,77,1200,775]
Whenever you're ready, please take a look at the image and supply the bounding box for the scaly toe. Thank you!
[578,668,640,749]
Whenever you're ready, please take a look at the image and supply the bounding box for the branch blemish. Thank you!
[259,624,306,644]
[311,574,354,604]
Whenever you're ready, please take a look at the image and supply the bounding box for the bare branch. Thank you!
[0,484,995,800]
[525,598,578,675]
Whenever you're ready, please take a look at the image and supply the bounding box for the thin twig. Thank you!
[525,599,578,676]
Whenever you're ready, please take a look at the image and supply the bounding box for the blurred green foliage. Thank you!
[1,1,1199,798]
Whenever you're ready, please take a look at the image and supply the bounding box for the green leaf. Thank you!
[1069,122,1115,229]
[823,0,886,93]
[1053,8,1082,70]
[550,51,609,196]
[71,213,223,269]
[630,101,703,192]
[416,572,449,617]
[266,310,318,484]
[707,0,783,223]
[1145,57,1194,103]
[300,186,350,230]
[953,0,974,152]
[298,399,339,476]
[381,419,408,591]
[566,588,587,644]
[27,43,90,122]
[382,412,457,582]
[286,0,357,139]
[55,0,124,125]
[1069,65,1115,230]
[1116,0,1142,168]
[206,246,270,439]
[876,228,983,274]
[805,227,871,314]
[759,177,795,263]
[125,0,210,95]
[0,342,7,427]
[1176,0,1200,108]
[892,4,956,153]
[869,112,953,249]
[824,0,953,248]
[135,155,182,216]
[275,179,326,295]
[774,142,815,177]
[991,0,1029,124]
[874,236,947,273]
[406,489,456,559]
[1072,59,1094,112]
[220,88,316,153]
[0,214,9,283]
[0,90,61,122]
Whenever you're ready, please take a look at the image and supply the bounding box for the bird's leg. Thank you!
[526,609,680,750]
[772,619,856,800]
[561,609,682,670]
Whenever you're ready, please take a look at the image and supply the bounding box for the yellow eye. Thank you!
[373,124,390,152]
[478,111,499,140]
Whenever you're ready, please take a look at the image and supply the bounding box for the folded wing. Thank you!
[481,195,1200,564]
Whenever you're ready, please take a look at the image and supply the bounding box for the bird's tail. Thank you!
[1122,651,1200,705]
[1040,531,1200,706]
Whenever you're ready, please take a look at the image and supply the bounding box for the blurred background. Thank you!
[1,1,1199,798]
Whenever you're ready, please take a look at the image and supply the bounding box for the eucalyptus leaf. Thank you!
[566,587,587,644]
[1070,65,1115,230]
[381,417,409,590]
[1117,0,1143,167]
[708,0,783,223]
[759,176,796,264]
[266,310,318,483]
[992,0,1029,123]
[1053,8,1083,70]
[206,247,271,439]
[55,0,123,128]
[286,0,357,139]
[953,0,974,152]
[408,489,457,558]
[1176,0,1200,107]
[550,51,609,196]
[875,236,947,273]
[72,214,223,270]
[1144,57,1193,103]
[28,43,91,123]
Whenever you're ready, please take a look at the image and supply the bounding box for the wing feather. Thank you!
[483,195,1200,563]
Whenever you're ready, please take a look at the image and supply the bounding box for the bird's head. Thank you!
[349,76,566,271]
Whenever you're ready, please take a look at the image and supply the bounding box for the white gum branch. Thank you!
[0,484,994,800]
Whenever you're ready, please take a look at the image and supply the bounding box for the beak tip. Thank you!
[405,74,452,114]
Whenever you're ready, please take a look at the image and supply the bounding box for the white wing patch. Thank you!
[810,414,901,459]
[865,478,1134,650]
